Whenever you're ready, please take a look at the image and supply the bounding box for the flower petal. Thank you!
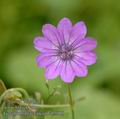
[57,18,72,44]
[45,59,61,80]
[34,37,52,52]
[42,24,60,47]
[74,37,97,52]
[60,61,75,83]
[75,52,97,65]
[70,21,87,44]
[36,54,55,68]
[70,60,88,77]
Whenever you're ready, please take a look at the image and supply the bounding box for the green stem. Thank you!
[68,84,75,119]
[46,88,56,102]
[20,101,70,108]
[32,104,70,108]
[45,80,50,92]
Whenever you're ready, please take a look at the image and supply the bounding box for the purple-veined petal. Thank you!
[42,24,60,47]
[60,61,75,83]
[57,18,72,44]
[75,52,97,65]
[34,37,52,52]
[74,37,97,52]
[70,60,88,77]
[70,21,87,44]
[45,59,61,80]
[36,54,56,68]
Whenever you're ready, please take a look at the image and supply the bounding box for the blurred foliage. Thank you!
[0,0,120,119]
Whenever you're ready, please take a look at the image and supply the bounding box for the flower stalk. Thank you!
[21,102,70,108]
[68,84,75,119]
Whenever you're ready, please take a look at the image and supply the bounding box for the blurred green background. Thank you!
[0,0,120,119]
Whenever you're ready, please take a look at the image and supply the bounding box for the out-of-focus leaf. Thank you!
[0,80,7,95]
[74,85,120,119]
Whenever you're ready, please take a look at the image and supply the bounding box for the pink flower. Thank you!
[34,18,97,83]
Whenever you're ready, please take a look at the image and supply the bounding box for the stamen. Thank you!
[58,44,74,61]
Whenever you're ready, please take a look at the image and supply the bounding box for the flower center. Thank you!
[58,45,74,61]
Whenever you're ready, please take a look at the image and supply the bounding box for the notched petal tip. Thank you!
[62,79,75,83]
[34,37,42,51]
[42,24,57,36]
[33,36,41,45]
[58,17,72,27]
[61,75,75,83]
[78,21,86,26]
[80,68,88,77]
[42,24,55,30]
[59,17,71,22]
[86,37,97,49]
[45,75,56,80]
